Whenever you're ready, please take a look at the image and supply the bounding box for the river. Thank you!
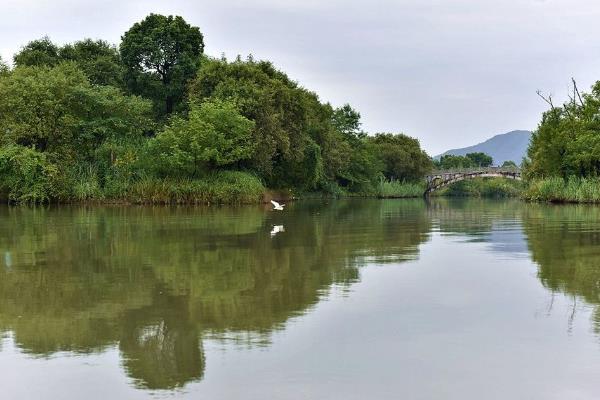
[1,199,600,399]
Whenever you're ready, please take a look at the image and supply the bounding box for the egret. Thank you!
[270,200,285,211]
[270,225,285,237]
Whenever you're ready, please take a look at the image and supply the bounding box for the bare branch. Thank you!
[536,90,555,109]
[572,78,584,106]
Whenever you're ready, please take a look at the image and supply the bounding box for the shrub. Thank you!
[0,145,59,203]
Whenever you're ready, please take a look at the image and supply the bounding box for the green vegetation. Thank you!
[434,152,494,169]
[376,179,426,198]
[0,14,432,204]
[523,176,600,203]
[523,81,600,202]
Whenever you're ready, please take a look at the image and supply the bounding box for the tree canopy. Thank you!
[120,14,204,115]
[0,13,432,203]
[13,37,123,87]
[435,152,493,169]
[525,82,600,179]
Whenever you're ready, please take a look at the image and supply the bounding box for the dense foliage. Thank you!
[435,152,494,169]
[13,36,123,87]
[0,14,432,203]
[525,82,600,180]
[120,14,204,116]
[521,81,600,202]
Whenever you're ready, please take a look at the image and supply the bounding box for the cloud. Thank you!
[2,0,600,154]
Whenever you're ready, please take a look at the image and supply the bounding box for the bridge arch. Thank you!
[424,168,521,195]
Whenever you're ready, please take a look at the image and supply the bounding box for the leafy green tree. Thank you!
[524,81,600,179]
[438,154,474,169]
[146,100,255,177]
[332,104,365,141]
[190,57,328,188]
[13,36,60,67]
[0,63,152,199]
[465,152,493,167]
[120,14,204,115]
[501,160,518,168]
[0,64,151,159]
[60,39,124,86]
[370,133,432,181]
[337,140,383,192]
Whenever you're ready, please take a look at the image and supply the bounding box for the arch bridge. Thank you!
[425,167,521,195]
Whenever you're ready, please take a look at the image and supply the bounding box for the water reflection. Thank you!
[522,204,600,333]
[2,199,600,395]
[0,200,431,390]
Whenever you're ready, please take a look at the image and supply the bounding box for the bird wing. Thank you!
[271,200,280,208]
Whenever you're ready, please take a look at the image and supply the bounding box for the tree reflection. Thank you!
[522,204,600,333]
[0,200,430,390]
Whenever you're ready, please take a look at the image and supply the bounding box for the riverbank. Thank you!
[1,172,430,205]
[15,172,600,205]
[523,177,600,203]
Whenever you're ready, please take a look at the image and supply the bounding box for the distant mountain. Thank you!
[436,130,532,165]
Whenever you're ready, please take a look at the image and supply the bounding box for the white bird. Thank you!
[270,200,285,211]
[270,225,285,237]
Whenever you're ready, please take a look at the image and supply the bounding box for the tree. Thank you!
[465,152,493,167]
[13,37,124,87]
[60,39,124,87]
[331,104,365,141]
[0,63,151,159]
[501,160,518,168]
[189,57,327,188]
[146,100,255,177]
[120,14,204,115]
[370,133,432,181]
[13,36,60,67]
[438,154,474,169]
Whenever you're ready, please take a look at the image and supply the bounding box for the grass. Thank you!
[376,179,426,198]
[523,176,600,203]
[127,171,266,205]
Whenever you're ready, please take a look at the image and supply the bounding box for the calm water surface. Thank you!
[1,199,600,399]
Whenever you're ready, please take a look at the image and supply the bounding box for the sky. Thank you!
[2,0,600,155]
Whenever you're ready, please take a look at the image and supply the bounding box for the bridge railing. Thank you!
[428,166,521,176]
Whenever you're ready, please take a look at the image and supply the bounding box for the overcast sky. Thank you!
[2,0,600,154]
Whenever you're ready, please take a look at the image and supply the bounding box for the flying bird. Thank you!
[270,200,285,211]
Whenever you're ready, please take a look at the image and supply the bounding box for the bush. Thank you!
[0,145,59,203]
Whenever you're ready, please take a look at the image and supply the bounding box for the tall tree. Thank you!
[60,39,124,87]
[189,57,325,188]
[370,133,432,181]
[13,36,60,67]
[331,104,365,141]
[465,152,493,167]
[145,100,255,177]
[120,14,204,115]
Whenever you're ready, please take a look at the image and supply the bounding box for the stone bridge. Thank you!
[425,167,521,195]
